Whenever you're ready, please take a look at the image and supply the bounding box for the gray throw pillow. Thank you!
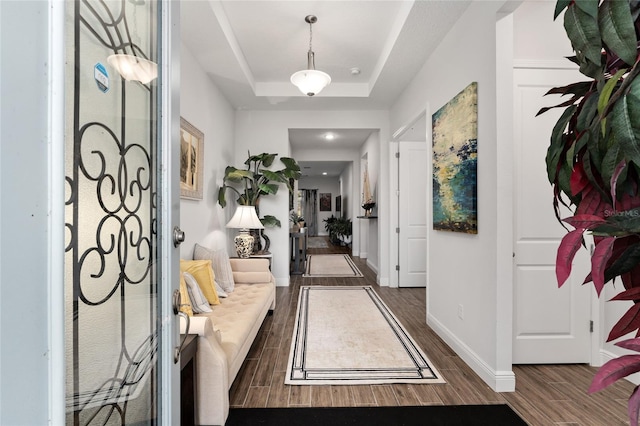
[193,243,235,293]
[183,272,212,313]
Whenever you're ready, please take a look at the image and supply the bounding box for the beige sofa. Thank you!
[180,257,275,426]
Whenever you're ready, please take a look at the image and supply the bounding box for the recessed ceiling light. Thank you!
[325,133,335,141]
[322,172,328,176]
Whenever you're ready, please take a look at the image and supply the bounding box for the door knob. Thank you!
[173,226,185,247]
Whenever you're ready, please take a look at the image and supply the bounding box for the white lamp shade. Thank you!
[226,205,264,230]
[290,69,331,96]
[107,54,158,84]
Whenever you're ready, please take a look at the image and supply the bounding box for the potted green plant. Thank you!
[218,152,301,252]
[334,217,352,246]
[323,216,352,246]
[289,211,305,230]
[540,1,640,423]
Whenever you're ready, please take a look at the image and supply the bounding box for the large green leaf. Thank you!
[547,105,577,182]
[598,0,637,66]
[558,161,574,198]
[280,157,301,171]
[611,93,640,167]
[217,186,227,208]
[575,0,599,19]
[260,215,281,228]
[577,93,599,132]
[565,3,602,65]
[260,153,276,168]
[578,51,603,79]
[260,169,285,183]
[555,0,572,19]
[224,166,253,183]
[257,183,279,195]
[598,68,627,132]
[600,143,621,192]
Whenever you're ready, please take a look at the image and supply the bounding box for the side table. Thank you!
[180,334,198,426]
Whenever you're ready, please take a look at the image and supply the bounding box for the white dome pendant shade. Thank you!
[107,54,158,84]
[290,15,331,96]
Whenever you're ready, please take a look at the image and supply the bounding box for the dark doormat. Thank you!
[225,405,527,426]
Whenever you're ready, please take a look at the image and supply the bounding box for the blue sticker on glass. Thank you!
[94,63,109,93]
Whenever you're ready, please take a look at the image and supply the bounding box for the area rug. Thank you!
[285,286,445,385]
[307,236,329,248]
[303,254,363,277]
[226,405,527,426]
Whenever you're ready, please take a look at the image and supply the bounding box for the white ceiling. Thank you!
[181,0,469,174]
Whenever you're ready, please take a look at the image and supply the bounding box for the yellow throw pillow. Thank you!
[179,272,194,316]
[180,259,221,305]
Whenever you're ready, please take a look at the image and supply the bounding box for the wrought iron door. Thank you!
[64,1,165,424]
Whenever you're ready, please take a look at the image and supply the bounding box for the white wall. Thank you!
[1,2,64,423]
[339,163,353,219]
[179,43,236,258]
[360,132,380,271]
[390,0,514,391]
[298,176,341,236]
[240,110,391,286]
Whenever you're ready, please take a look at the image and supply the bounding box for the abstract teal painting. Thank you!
[432,82,478,234]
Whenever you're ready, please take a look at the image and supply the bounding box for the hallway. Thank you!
[227,240,634,425]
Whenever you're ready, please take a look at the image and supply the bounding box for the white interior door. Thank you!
[399,141,428,287]
[513,68,591,363]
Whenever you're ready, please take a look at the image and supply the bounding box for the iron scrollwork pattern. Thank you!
[66,1,159,424]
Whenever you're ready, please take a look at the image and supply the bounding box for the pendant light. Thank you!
[290,15,331,96]
[107,0,158,84]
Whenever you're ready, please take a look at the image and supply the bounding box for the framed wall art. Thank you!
[319,193,332,211]
[432,82,478,234]
[180,117,204,200]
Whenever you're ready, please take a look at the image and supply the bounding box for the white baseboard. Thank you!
[600,349,640,385]
[360,251,368,259]
[427,313,515,392]
[366,259,378,274]
[275,276,290,287]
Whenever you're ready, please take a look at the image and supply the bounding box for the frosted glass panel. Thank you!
[65,1,159,424]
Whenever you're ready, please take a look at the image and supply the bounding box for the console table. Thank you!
[290,230,307,275]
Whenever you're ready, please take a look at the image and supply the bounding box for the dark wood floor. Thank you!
[229,236,635,425]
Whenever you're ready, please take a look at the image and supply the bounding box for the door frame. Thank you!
[161,0,183,424]
[390,108,428,288]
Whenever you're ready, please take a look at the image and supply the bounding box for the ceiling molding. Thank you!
[369,1,415,93]
[208,0,256,92]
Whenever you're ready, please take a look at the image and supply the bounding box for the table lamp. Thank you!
[226,205,264,258]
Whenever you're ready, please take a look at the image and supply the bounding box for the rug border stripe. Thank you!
[303,254,364,277]
[285,285,446,385]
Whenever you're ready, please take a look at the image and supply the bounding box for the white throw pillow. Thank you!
[214,280,228,298]
[183,272,212,313]
[193,243,235,293]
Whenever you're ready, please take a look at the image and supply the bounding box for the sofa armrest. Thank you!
[229,257,269,272]
[179,315,229,425]
[229,258,273,284]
